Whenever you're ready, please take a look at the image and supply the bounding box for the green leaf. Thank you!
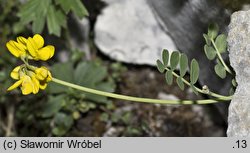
[49,61,115,103]
[156,60,165,73]
[47,5,66,36]
[48,62,74,94]
[165,70,173,85]
[215,34,227,53]
[208,23,219,39]
[52,112,73,136]
[177,77,185,90]
[170,51,179,70]
[41,95,64,118]
[204,45,216,60]
[55,0,89,17]
[232,79,237,87]
[229,88,235,95]
[19,0,50,24]
[18,0,51,33]
[71,0,89,18]
[190,59,200,84]
[190,84,198,95]
[203,34,211,45]
[55,0,72,13]
[73,62,114,103]
[32,15,46,33]
[180,53,188,77]
[214,63,226,79]
[162,49,169,66]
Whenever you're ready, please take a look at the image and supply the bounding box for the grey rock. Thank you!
[95,0,177,65]
[227,10,250,137]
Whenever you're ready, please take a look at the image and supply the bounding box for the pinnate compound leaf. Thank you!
[156,60,165,73]
[180,53,188,77]
[204,45,216,60]
[162,49,169,66]
[214,63,226,79]
[177,77,185,91]
[208,23,219,39]
[190,59,200,84]
[170,51,180,70]
[215,34,227,53]
[165,70,173,85]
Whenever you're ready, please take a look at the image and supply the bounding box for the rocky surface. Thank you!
[227,10,250,137]
[94,0,177,65]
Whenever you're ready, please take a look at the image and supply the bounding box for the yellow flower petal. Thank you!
[35,67,48,80]
[46,71,52,81]
[39,81,47,90]
[17,36,27,45]
[7,79,23,91]
[31,76,40,94]
[27,37,38,58]
[10,66,21,80]
[6,41,23,57]
[21,76,33,95]
[37,45,55,61]
[33,34,44,49]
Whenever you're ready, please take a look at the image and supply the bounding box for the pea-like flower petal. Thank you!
[10,66,21,80]
[39,81,48,90]
[20,75,34,95]
[6,40,26,58]
[33,34,44,49]
[31,76,40,94]
[37,45,55,61]
[17,36,27,45]
[7,79,23,91]
[27,37,38,58]
[35,66,52,81]
[26,34,55,61]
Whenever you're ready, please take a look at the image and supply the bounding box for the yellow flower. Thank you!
[26,34,55,61]
[34,66,52,90]
[7,74,40,95]
[6,36,28,58]
[7,66,52,95]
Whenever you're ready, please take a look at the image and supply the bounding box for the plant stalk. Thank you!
[52,78,231,105]
[211,39,233,74]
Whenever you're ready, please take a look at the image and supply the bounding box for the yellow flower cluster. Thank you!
[6,34,54,61]
[6,34,54,95]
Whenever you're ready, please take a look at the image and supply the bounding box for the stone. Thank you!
[94,0,177,65]
[227,10,250,137]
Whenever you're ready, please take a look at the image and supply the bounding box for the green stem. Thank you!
[166,67,232,100]
[52,78,231,105]
[211,39,233,74]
